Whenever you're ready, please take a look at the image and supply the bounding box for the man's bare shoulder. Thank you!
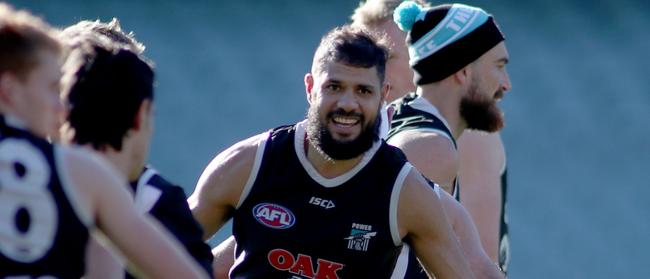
[56,144,128,222]
[388,130,458,190]
[188,131,271,237]
[389,129,457,160]
[191,132,269,208]
[201,132,268,181]
[58,145,124,191]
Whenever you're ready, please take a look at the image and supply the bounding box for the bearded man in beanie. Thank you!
[386,1,512,276]
[352,1,511,274]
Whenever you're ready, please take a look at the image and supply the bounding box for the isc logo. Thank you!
[309,197,335,209]
[253,203,296,229]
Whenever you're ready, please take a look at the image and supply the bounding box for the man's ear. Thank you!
[381,81,390,103]
[305,73,314,104]
[59,121,76,144]
[132,99,152,131]
[0,73,19,106]
[452,65,472,86]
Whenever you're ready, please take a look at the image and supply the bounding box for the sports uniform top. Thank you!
[231,120,415,279]
[0,115,92,278]
[126,166,214,278]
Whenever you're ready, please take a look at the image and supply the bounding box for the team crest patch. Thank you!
[344,223,376,252]
[253,203,296,229]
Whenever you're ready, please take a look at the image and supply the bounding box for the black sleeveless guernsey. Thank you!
[0,116,90,278]
[231,122,413,279]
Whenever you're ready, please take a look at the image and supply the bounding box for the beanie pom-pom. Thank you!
[393,1,424,31]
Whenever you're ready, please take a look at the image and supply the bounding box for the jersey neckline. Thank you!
[294,120,381,188]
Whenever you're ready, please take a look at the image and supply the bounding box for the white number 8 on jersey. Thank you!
[0,139,58,263]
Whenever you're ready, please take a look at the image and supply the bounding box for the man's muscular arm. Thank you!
[188,133,268,240]
[398,168,474,279]
[458,131,505,262]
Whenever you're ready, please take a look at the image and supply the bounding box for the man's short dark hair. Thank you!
[64,45,154,151]
[312,25,390,83]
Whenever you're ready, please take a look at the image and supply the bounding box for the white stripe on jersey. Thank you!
[390,163,413,246]
[236,133,268,209]
[390,243,410,279]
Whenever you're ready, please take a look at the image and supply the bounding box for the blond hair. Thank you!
[0,3,61,78]
[60,18,145,54]
[351,0,430,28]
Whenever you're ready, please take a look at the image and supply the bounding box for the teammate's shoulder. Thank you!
[199,130,270,188]
[390,132,459,184]
[205,131,266,169]
[390,129,457,156]
[55,145,127,218]
[231,130,270,153]
[57,144,114,172]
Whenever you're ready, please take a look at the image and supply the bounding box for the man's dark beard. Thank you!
[460,82,504,132]
[306,106,380,161]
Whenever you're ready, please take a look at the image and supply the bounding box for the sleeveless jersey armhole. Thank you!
[235,133,269,209]
[389,244,410,279]
[389,163,414,279]
[390,162,413,246]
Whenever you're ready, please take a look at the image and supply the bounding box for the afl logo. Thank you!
[253,203,296,229]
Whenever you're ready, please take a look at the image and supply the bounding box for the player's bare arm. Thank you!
[212,235,236,279]
[188,132,267,239]
[62,146,208,279]
[398,168,474,279]
[440,189,504,279]
[458,131,504,262]
[84,235,124,279]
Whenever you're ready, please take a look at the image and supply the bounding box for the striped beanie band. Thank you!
[394,2,505,85]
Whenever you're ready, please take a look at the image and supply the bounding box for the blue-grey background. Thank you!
[13,0,650,277]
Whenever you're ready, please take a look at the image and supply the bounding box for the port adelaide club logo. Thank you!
[253,203,296,229]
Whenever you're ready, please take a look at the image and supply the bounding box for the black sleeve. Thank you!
[149,185,214,277]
